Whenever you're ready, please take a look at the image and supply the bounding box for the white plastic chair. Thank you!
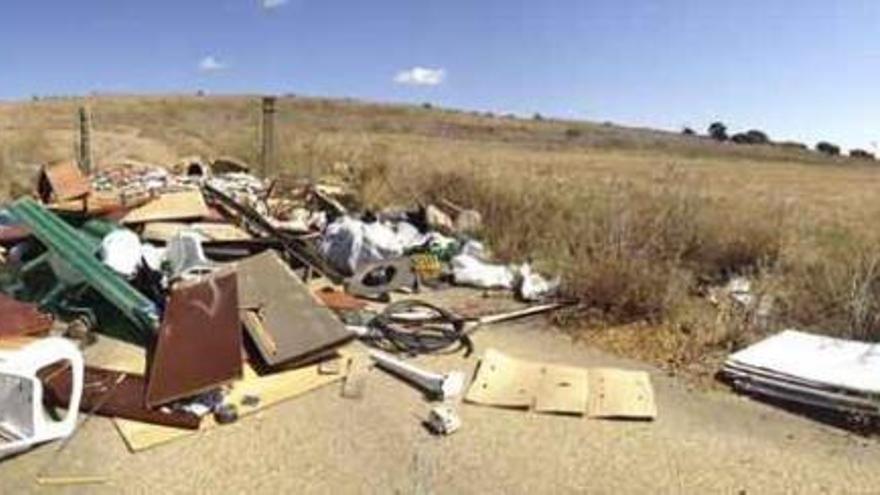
[0,337,83,460]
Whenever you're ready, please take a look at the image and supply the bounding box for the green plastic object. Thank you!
[8,198,159,335]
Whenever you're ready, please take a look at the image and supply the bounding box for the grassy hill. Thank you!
[2,94,880,372]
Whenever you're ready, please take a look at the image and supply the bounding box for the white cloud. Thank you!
[260,0,288,9]
[198,56,227,72]
[393,67,446,86]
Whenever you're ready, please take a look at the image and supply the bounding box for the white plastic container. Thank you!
[0,337,83,460]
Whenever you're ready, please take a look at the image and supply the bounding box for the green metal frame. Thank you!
[8,198,159,336]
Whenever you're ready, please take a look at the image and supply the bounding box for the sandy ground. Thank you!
[1,320,879,494]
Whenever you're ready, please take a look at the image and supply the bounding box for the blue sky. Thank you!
[1,1,877,149]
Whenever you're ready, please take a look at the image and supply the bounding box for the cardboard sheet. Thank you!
[587,368,657,419]
[465,348,540,408]
[121,190,209,224]
[465,349,656,419]
[535,365,590,414]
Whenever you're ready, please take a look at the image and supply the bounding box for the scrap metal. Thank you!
[145,269,242,407]
[202,182,343,282]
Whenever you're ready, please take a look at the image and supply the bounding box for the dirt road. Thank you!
[1,321,878,494]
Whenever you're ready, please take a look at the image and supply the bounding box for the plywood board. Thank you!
[141,222,251,243]
[114,353,352,452]
[587,368,657,419]
[121,190,209,224]
[465,348,539,408]
[534,364,589,414]
[235,251,353,367]
[466,348,656,420]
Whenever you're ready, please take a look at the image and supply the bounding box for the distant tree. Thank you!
[681,127,696,136]
[731,129,770,145]
[422,102,433,109]
[731,133,750,144]
[777,141,808,151]
[816,141,841,156]
[708,122,728,141]
[745,129,770,145]
[533,113,544,121]
[850,149,875,160]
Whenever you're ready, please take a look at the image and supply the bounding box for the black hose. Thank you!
[366,300,473,357]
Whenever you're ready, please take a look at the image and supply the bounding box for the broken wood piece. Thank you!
[42,366,202,429]
[38,160,90,203]
[0,293,54,338]
[141,222,252,243]
[235,251,353,368]
[36,476,109,486]
[121,190,209,224]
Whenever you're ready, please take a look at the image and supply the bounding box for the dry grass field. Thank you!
[2,94,880,374]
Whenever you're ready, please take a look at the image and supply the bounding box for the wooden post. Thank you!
[260,96,276,177]
[77,107,92,174]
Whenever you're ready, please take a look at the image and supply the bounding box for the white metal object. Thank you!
[0,338,84,460]
[426,405,461,435]
[166,230,213,280]
[369,350,465,400]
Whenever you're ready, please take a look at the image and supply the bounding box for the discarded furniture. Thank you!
[235,251,353,368]
[723,330,880,417]
[145,269,242,407]
[8,198,160,338]
[0,338,83,460]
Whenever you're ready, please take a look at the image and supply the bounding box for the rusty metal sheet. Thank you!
[314,288,367,312]
[145,269,243,407]
[236,251,353,368]
[0,293,54,338]
[39,160,91,202]
[42,366,202,430]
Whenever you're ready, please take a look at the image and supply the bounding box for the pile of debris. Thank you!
[0,156,657,474]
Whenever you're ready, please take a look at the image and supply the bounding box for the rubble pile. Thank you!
[1,155,604,467]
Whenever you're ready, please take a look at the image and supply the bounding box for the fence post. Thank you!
[260,96,276,177]
[77,106,92,174]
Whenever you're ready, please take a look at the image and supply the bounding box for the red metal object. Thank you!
[0,293,53,338]
[145,269,243,407]
[0,225,31,246]
[42,366,202,430]
[315,288,367,311]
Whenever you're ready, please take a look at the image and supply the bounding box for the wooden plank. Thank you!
[114,353,352,452]
[141,222,252,243]
[121,190,209,224]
